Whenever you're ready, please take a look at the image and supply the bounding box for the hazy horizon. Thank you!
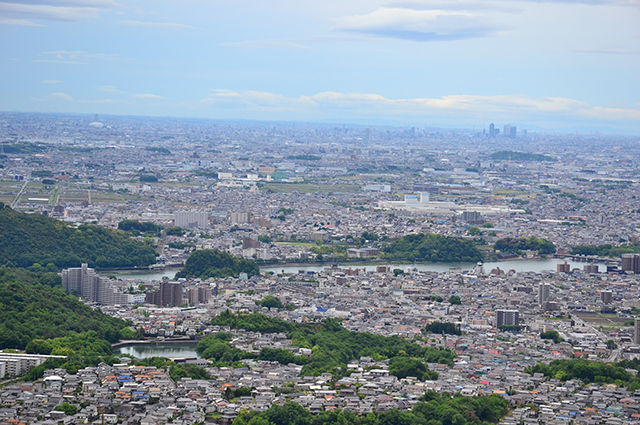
[1,0,638,133]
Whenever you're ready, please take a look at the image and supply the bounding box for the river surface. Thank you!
[108,258,608,281]
[115,343,200,359]
[261,258,608,275]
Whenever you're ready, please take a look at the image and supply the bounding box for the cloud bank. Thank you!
[198,90,640,124]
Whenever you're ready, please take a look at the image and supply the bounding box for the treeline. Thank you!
[490,151,556,162]
[381,233,483,263]
[0,205,157,269]
[2,142,45,154]
[175,249,259,279]
[0,267,129,350]
[196,334,307,366]
[118,219,163,235]
[233,394,508,425]
[207,312,455,377]
[572,243,640,258]
[527,359,640,389]
[287,155,321,161]
[424,322,461,336]
[494,236,556,255]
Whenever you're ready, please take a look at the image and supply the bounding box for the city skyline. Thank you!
[1,0,639,133]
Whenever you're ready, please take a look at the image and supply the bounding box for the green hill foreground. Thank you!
[0,267,129,351]
[0,203,157,269]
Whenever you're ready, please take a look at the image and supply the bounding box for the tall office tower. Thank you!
[160,280,183,307]
[584,264,599,273]
[229,211,251,224]
[557,261,571,273]
[62,263,102,302]
[175,211,208,228]
[489,123,495,138]
[510,126,517,139]
[62,263,129,305]
[496,309,519,327]
[635,318,640,345]
[622,253,640,273]
[188,285,213,305]
[537,283,551,305]
[199,286,212,303]
[503,124,511,138]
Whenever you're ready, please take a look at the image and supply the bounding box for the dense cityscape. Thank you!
[1,112,640,425]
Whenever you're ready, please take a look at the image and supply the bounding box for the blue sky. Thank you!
[1,0,639,131]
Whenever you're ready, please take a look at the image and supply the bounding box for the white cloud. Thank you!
[220,39,314,50]
[0,16,43,25]
[575,47,640,54]
[135,93,163,99]
[33,51,118,65]
[48,92,73,101]
[118,20,196,30]
[198,89,640,123]
[0,0,121,25]
[34,91,117,103]
[332,6,507,41]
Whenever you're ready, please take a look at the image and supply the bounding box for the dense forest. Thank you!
[203,312,455,377]
[527,358,640,390]
[494,236,556,255]
[571,242,640,258]
[232,394,509,425]
[117,219,163,235]
[175,249,260,279]
[381,233,483,263]
[0,267,129,350]
[489,151,556,162]
[0,204,157,269]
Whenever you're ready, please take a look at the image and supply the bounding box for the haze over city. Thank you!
[1,0,639,133]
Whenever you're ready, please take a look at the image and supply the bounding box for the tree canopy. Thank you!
[382,233,483,263]
[206,312,455,377]
[0,205,157,269]
[490,151,556,162]
[232,394,509,425]
[494,237,556,255]
[175,249,259,279]
[0,267,128,351]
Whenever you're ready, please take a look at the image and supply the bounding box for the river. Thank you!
[115,343,200,359]
[108,258,608,281]
[263,258,609,274]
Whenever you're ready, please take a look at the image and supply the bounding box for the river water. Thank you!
[108,258,607,281]
[262,258,608,274]
[115,343,200,359]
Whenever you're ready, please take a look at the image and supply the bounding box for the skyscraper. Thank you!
[496,309,519,327]
[537,283,551,305]
[622,253,640,273]
[489,123,495,138]
[62,264,129,305]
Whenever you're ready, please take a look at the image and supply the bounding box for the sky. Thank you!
[0,0,639,132]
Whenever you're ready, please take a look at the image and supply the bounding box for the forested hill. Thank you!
[381,233,483,263]
[176,248,260,279]
[0,267,128,350]
[0,203,157,269]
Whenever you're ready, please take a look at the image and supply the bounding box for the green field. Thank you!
[274,242,316,248]
[262,183,361,193]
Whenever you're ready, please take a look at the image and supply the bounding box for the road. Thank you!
[10,180,28,208]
